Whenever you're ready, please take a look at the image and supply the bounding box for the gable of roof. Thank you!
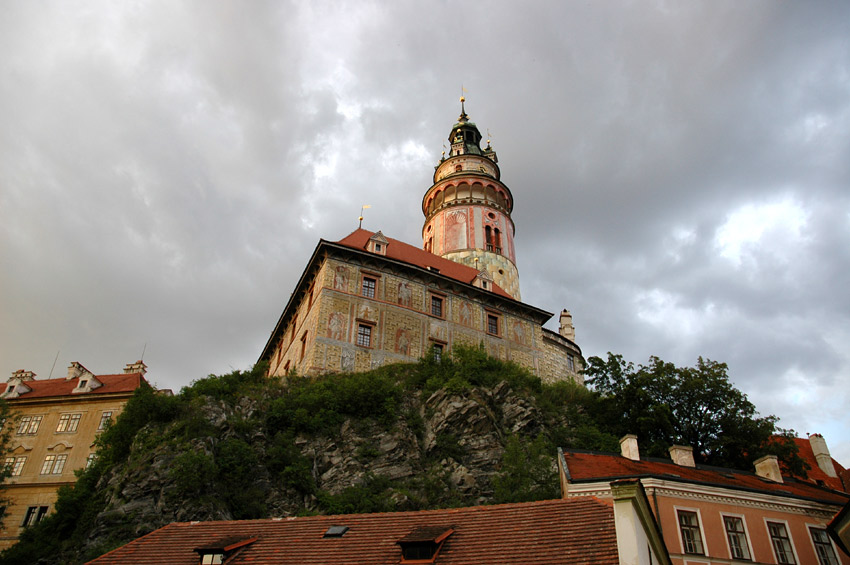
[89,498,619,565]
[561,449,850,506]
[4,373,145,401]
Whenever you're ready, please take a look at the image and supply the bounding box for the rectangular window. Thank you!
[300,331,308,362]
[56,413,82,433]
[678,510,705,555]
[22,506,48,527]
[86,453,97,469]
[487,314,500,336]
[98,411,113,431]
[567,354,575,371]
[431,295,443,317]
[361,276,376,298]
[810,527,839,565]
[4,456,26,477]
[768,522,796,564]
[40,454,67,475]
[17,415,43,435]
[433,343,444,362]
[356,324,372,347]
[723,516,751,561]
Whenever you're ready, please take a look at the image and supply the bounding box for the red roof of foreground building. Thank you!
[88,498,619,565]
[789,436,849,492]
[6,373,145,400]
[561,450,849,506]
[336,229,516,300]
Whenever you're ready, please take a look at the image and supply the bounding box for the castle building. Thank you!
[259,103,581,383]
[0,361,147,550]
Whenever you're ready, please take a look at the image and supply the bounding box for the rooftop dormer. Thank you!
[194,536,257,564]
[367,231,389,256]
[2,371,35,399]
[397,526,454,563]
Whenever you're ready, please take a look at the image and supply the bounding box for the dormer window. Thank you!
[79,380,88,389]
[73,375,102,394]
[367,231,389,255]
[194,536,257,565]
[398,526,454,563]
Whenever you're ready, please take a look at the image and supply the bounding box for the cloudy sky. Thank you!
[2,1,848,462]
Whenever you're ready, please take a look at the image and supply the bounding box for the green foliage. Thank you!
[429,433,465,462]
[492,434,558,503]
[418,344,542,396]
[316,474,394,515]
[169,450,215,500]
[584,352,804,470]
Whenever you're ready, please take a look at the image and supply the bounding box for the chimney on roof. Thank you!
[809,434,838,478]
[754,455,784,483]
[11,369,36,382]
[669,445,695,467]
[66,361,91,381]
[559,310,575,341]
[620,434,640,461]
[124,360,147,376]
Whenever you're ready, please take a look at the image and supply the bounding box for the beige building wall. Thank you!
[267,255,582,384]
[0,377,139,550]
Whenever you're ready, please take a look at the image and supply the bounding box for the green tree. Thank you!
[492,434,558,503]
[0,399,14,527]
[584,353,806,472]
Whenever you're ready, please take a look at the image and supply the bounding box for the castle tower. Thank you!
[422,99,521,300]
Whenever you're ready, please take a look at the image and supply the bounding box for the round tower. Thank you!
[422,100,521,300]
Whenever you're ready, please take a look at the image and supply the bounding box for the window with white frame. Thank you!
[98,411,113,431]
[356,324,372,347]
[56,413,82,433]
[4,456,26,477]
[767,521,796,564]
[809,527,839,565]
[723,516,751,561]
[677,510,705,555]
[361,276,377,298]
[17,415,43,435]
[40,454,67,475]
[86,453,97,469]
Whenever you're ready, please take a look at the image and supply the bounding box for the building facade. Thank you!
[0,361,146,550]
[259,104,582,383]
[558,434,850,565]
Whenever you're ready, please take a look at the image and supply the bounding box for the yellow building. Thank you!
[0,360,146,550]
[259,103,583,383]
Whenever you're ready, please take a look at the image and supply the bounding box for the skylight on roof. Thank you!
[324,525,349,538]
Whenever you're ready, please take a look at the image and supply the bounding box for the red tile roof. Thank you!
[88,498,619,565]
[7,373,145,400]
[562,450,850,506]
[336,229,515,300]
[789,436,848,492]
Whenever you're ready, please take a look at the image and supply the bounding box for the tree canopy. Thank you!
[583,352,805,471]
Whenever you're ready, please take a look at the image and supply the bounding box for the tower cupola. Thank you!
[422,99,521,300]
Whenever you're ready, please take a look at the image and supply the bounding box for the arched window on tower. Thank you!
[485,225,493,252]
[494,228,502,254]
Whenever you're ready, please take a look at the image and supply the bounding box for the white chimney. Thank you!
[620,434,640,461]
[809,434,837,478]
[669,445,695,467]
[66,361,91,381]
[124,360,148,376]
[754,455,783,483]
[559,310,575,341]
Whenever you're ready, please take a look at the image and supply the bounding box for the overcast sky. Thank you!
[1,1,848,463]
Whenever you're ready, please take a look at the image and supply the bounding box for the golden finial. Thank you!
[359,205,371,229]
